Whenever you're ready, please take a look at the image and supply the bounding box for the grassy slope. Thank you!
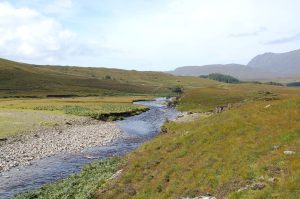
[0,58,216,97]
[99,84,300,199]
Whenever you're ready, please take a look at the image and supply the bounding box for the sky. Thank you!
[0,0,300,71]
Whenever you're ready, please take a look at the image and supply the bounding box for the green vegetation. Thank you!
[200,73,240,83]
[0,96,150,138]
[14,157,124,199]
[0,58,216,98]
[4,57,300,198]
[98,84,300,198]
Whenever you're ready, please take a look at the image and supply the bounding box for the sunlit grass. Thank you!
[98,85,300,198]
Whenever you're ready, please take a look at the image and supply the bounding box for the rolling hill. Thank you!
[0,58,216,98]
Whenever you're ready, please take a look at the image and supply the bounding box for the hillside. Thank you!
[248,49,300,76]
[168,64,278,80]
[98,84,300,198]
[0,58,216,97]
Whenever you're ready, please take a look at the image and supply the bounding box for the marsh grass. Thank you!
[14,157,124,199]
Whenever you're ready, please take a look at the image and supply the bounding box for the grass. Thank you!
[0,110,71,139]
[13,157,124,199]
[177,83,296,112]
[0,96,150,138]
[0,58,216,98]
[97,84,300,198]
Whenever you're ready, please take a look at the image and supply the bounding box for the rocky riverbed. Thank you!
[0,117,122,173]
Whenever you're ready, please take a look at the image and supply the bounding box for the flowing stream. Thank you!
[0,98,180,199]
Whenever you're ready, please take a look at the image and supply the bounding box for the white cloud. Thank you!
[0,1,93,64]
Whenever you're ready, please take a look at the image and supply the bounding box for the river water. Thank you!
[0,98,179,199]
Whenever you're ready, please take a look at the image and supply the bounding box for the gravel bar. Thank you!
[0,117,122,173]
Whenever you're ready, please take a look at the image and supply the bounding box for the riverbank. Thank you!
[8,98,180,199]
[0,116,122,173]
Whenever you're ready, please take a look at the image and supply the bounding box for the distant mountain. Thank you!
[247,49,300,76]
[169,64,278,80]
[169,49,300,80]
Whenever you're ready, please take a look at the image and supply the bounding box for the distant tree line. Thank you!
[200,73,240,83]
[287,82,300,87]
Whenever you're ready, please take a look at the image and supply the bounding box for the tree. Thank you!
[205,73,240,83]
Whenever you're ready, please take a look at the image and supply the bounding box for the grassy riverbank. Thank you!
[13,157,124,199]
[97,84,300,198]
[0,96,149,138]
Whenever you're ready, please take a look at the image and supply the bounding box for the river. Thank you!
[0,97,179,199]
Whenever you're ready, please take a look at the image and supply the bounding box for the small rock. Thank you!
[124,185,136,196]
[264,104,271,109]
[267,177,278,183]
[272,145,280,150]
[284,150,295,155]
[237,185,250,192]
[85,156,97,159]
[109,169,123,180]
[251,182,265,190]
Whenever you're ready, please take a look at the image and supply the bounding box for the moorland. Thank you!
[0,58,299,199]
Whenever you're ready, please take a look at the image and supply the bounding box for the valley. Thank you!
[0,55,299,198]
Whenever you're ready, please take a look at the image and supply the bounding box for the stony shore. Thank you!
[0,117,122,173]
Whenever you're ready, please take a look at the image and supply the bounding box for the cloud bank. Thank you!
[1,0,300,70]
[0,1,96,64]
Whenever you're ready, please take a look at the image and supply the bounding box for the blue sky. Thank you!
[1,0,300,70]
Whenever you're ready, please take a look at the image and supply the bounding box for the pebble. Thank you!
[0,117,122,173]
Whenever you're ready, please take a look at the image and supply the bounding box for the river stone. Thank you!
[284,150,296,155]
